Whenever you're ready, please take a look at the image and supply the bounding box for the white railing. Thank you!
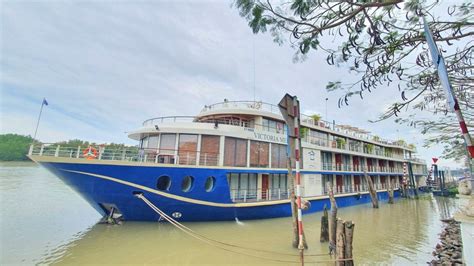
[230,188,290,202]
[201,100,281,115]
[142,116,196,126]
[28,143,219,166]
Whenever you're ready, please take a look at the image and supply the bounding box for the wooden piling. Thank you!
[336,219,345,266]
[328,182,338,255]
[387,179,394,204]
[363,171,379,208]
[320,205,329,242]
[344,221,355,266]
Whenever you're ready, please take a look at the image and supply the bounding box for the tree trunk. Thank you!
[328,182,338,255]
[320,205,329,242]
[344,221,355,266]
[336,219,345,266]
[364,171,379,208]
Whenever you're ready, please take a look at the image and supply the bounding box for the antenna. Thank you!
[253,35,256,102]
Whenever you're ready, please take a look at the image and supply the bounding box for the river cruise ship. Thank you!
[28,100,428,222]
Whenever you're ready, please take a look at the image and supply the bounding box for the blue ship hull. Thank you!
[39,161,400,222]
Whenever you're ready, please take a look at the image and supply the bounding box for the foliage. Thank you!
[336,137,346,147]
[365,143,374,153]
[235,0,474,161]
[310,114,322,122]
[372,135,380,141]
[0,134,34,161]
[300,127,309,137]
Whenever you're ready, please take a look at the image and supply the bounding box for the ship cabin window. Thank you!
[147,135,159,149]
[322,174,333,194]
[178,134,198,165]
[159,134,176,154]
[270,173,288,198]
[224,137,247,167]
[140,136,148,149]
[262,118,284,133]
[200,135,220,166]
[227,173,258,201]
[321,152,332,170]
[271,144,287,168]
[157,175,171,191]
[205,176,216,192]
[181,176,194,192]
[250,141,269,168]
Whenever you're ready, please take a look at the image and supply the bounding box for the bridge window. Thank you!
[224,137,247,167]
[250,141,269,167]
[148,135,159,149]
[157,175,171,191]
[200,135,220,166]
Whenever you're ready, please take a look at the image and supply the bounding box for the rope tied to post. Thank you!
[134,193,351,264]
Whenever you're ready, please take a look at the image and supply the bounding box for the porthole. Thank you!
[157,175,171,191]
[181,176,194,192]
[205,176,216,192]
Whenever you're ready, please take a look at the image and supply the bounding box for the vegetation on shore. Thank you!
[0,134,34,161]
[0,133,134,161]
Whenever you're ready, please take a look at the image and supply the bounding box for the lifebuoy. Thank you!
[83,146,98,160]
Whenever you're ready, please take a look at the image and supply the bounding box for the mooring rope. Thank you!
[135,194,352,264]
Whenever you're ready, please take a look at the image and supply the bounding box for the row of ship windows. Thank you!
[156,175,216,193]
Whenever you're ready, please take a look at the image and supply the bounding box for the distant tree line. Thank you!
[0,133,135,161]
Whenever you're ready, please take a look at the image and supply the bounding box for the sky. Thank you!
[0,0,465,168]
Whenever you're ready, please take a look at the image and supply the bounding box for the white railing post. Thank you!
[28,144,34,156]
[39,144,44,156]
[244,190,247,202]
[121,149,126,161]
[98,147,103,160]
[267,189,270,200]
[54,145,60,157]
[278,188,281,200]
[232,190,236,202]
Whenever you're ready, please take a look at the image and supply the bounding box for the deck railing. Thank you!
[201,100,281,116]
[230,188,290,202]
[28,144,219,166]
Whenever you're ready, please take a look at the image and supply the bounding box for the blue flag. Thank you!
[42,98,48,106]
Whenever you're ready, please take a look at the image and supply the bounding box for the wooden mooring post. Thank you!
[335,219,355,266]
[363,171,379,208]
[387,179,394,204]
[327,182,337,254]
[320,205,329,242]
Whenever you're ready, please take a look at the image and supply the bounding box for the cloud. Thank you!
[0,1,464,168]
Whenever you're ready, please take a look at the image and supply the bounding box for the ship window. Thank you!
[271,144,287,168]
[205,176,216,192]
[178,134,198,165]
[200,135,220,166]
[160,134,176,154]
[181,176,194,192]
[224,137,247,167]
[157,175,171,191]
[250,141,269,168]
[148,135,159,149]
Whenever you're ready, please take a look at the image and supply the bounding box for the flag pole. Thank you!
[33,99,46,143]
[423,18,474,160]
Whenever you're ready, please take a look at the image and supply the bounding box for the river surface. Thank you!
[0,162,460,265]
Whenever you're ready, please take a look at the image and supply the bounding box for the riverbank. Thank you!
[430,219,463,265]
